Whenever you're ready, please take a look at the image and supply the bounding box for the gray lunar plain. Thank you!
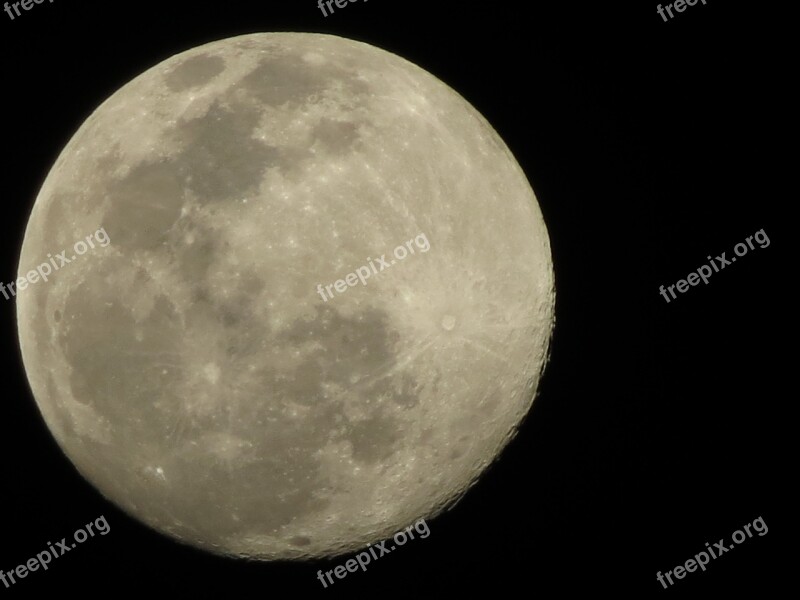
[17,32,555,559]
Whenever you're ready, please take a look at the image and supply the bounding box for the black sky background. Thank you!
[0,1,786,596]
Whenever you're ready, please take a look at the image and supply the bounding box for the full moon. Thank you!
[17,32,555,559]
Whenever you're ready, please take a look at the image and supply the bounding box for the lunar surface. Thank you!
[17,32,555,559]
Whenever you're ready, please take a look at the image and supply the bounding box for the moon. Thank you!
[16,32,555,559]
